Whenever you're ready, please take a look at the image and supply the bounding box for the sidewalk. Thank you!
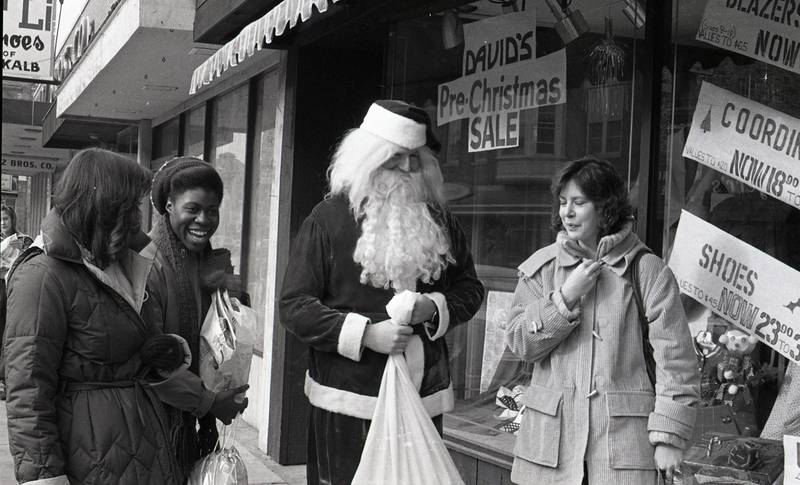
[0,401,306,485]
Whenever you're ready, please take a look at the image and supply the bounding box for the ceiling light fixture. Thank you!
[622,0,646,29]
[442,9,464,50]
[545,0,589,45]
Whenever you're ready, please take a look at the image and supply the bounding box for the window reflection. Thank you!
[209,85,248,272]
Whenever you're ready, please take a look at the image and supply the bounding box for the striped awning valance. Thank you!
[189,0,340,94]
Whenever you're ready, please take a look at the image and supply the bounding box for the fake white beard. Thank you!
[353,170,453,292]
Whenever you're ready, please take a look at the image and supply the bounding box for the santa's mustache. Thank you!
[371,169,427,203]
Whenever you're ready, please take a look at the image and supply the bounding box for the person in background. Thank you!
[280,100,484,485]
[4,148,181,484]
[140,157,249,482]
[503,157,700,485]
[0,203,33,401]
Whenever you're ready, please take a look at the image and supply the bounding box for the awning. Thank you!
[189,0,340,94]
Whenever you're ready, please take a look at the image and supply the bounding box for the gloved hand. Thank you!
[209,384,249,425]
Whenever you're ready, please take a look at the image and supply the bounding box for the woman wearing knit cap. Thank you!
[141,156,249,482]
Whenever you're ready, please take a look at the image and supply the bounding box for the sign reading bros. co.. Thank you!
[1,155,58,174]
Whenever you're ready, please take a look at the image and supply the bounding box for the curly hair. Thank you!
[54,148,152,269]
[550,156,633,237]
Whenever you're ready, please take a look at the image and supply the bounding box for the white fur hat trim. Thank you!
[360,103,427,150]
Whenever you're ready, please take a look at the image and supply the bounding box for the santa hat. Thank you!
[359,100,441,152]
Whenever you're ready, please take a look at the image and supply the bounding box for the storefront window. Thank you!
[386,1,651,457]
[152,116,179,160]
[184,105,206,158]
[245,70,280,354]
[209,84,248,272]
[660,0,798,434]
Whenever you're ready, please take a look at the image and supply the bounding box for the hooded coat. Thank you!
[4,210,180,485]
[504,224,700,485]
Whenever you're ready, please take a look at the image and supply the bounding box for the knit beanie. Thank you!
[150,157,222,215]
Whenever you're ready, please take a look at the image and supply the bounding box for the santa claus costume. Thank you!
[280,100,484,485]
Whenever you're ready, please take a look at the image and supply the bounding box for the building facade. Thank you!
[40,0,799,482]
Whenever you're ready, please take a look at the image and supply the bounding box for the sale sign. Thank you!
[669,210,800,363]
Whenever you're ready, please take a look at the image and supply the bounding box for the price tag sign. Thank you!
[669,211,800,362]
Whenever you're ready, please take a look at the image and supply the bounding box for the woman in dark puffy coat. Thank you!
[4,148,181,485]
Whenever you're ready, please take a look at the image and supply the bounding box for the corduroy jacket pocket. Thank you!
[514,384,563,468]
[606,391,656,470]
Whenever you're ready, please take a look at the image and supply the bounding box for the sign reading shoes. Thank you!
[670,210,800,363]
[682,81,800,209]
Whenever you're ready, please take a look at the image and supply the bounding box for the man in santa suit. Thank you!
[280,99,484,485]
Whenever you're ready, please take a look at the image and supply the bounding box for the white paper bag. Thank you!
[199,289,256,393]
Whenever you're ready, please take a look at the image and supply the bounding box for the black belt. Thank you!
[63,380,135,392]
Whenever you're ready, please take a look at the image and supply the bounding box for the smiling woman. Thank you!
[166,188,221,253]
[140,157,249,482]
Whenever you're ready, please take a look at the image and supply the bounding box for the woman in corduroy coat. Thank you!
[504,157,700,485]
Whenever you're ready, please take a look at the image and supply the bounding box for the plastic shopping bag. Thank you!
[199,289,256,393]
[188,417,248,485]
[352,291,465,485]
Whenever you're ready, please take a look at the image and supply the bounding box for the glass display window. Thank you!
[244,70,281,355]
[385,0,652,457]
[659,0,799,434]
[184,105,206,159]
[152,116,179,160]
[208,84,249,272]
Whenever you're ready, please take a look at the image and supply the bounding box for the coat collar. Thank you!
[39,209,84,264]
[555,221,648,276]
[39,209,155,308]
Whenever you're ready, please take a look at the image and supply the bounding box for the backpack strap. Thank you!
[629,248,656,388]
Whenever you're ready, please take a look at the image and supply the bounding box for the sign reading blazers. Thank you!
[696,0,800,75]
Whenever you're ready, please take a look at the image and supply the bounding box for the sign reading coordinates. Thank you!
[669,210,800,363]
[682,81,800,209]
[696,0,800,75]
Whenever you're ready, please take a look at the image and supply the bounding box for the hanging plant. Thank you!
[587,17,627,85]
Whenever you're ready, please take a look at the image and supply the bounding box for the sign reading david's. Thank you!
[669,210,800,363]
[437,9,566,153]
[682,81,800,209]
[3,0,55,83]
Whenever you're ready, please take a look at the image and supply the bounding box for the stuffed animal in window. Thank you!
[716,328,758,401]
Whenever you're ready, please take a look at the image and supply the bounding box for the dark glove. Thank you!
[208,384,249,425]
[140,334,188,375]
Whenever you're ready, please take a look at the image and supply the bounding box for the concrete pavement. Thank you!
[0,401,305,485]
